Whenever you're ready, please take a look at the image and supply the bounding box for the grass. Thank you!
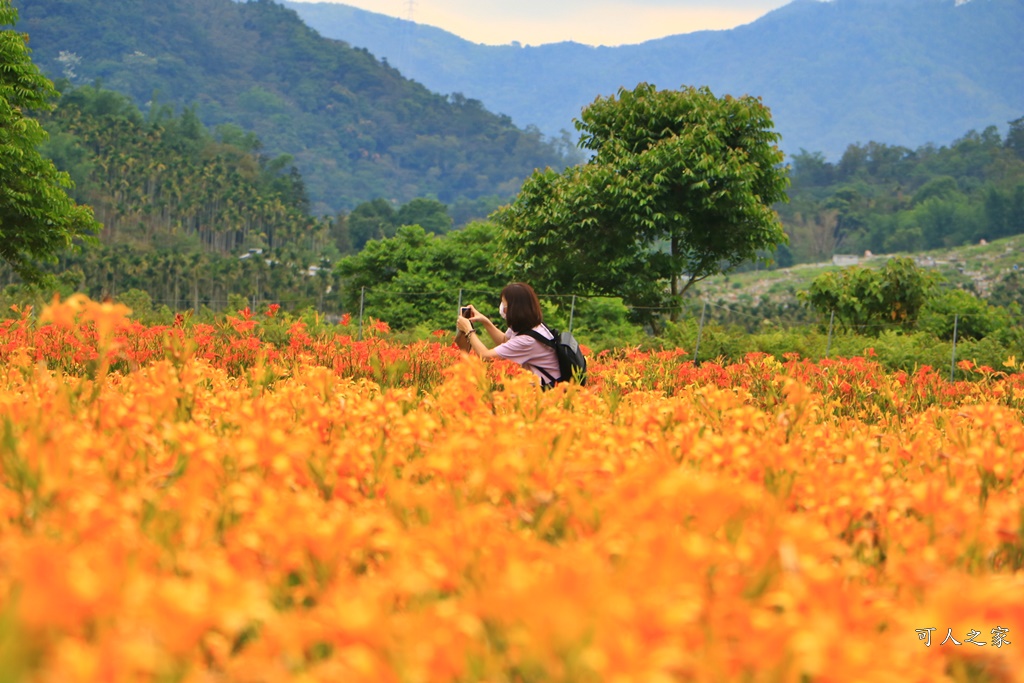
[690,233,1024,305]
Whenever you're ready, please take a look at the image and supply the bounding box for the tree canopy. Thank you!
[782,126,1024,263]
[334,222,509,331]
[803,257,935,335]
[0,0,97,283]
[336,197,454,254]
[495,83,790,317]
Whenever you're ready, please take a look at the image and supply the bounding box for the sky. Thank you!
[289,0,798,46]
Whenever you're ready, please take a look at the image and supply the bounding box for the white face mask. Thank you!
[499,301,507,320]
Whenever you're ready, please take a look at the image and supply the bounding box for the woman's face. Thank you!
[499,297,508,320]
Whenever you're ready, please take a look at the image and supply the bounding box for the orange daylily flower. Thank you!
[0,294,1023,681]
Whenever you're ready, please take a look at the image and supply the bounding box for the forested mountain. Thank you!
[40,85,326,255]
[284,0,1024,160]
[780,121,1024,264]
[0,83,343,311]
[9,0,577,215]
[14,82,487,312]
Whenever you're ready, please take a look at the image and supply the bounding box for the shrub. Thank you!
[919,288,1016,341]
[803,257,937,334]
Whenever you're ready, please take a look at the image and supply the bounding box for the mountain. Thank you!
[283,0,1024,160]
[10,0,576,215]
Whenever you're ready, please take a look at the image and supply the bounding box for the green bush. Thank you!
[918,288,1015,341]
[548,297,646,353]
[751,328,831,359]
[653,318,1022,377]
[803,257,937,334]
[659,319,747,362]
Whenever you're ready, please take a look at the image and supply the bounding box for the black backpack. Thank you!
[521,325,587,387]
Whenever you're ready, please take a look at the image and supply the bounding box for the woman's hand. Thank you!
[465,305,488,323]
[464,304,504,344]
[456,304,500,359]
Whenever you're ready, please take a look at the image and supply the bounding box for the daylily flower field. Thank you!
[1,295,1023,682]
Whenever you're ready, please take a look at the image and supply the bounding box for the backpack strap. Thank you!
[519,327,560,385]
[534,365,558,386]
[519,327,556,348]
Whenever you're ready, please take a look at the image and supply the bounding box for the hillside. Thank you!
[284,0,1024,160]
[10,0,576,215]
[691,233,1024,316]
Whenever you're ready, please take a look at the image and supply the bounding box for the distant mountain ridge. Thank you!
[284,0,1024,159]
[10,0,575,215]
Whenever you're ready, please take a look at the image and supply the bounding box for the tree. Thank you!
[1007,116,1024,161]
[347,198,397,252]
[0,0,97,283]
[803,257,936,335]
[786,205,841,262]
[395,197,452,235]
[335,222,509,330]
[495,83,789,318]
[918,288,1017,343]
[789,149,835,187]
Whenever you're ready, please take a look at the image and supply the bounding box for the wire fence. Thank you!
[92,284,1018,382]
[681,298,1007,381]
[349,287,1008,382]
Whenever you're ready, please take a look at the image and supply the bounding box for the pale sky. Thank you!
[290,0,797,46]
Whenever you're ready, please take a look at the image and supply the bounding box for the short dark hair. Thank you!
[501,282,543,333]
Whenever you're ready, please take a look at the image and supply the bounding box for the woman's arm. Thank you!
[479,317,506,345]
[456,315,500,359]
[464,305,505,344]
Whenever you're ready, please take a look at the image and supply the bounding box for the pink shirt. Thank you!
[492,324,561,383]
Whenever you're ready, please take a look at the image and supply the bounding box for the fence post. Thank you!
[568,295,576,335]
[949,313,959,382]
[358,286,365,341]
[825,310,835,359]
[693,300,707,364]
[456,288,465,336]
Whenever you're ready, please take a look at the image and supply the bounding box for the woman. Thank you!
[455,282,561,385]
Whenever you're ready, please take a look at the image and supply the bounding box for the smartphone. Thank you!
[461,306,472,318]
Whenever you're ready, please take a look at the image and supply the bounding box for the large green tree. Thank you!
[396,197,453,236]
[0,0,97,283]
[495,83,790,316]
[334,222,509,331]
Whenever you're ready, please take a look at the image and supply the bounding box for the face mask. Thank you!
[499,301,507,320]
